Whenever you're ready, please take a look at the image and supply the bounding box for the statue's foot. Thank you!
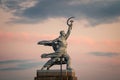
[41,67,44,70]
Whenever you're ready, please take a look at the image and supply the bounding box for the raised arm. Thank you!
[65,17,74,40]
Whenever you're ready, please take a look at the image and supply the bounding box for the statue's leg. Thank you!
[41,52,60,58]
[47,64,54,70]
[46,52,60,58]
[41,57,59,70]
[64,54,72,70]
[41,59,53,70]
[41,52,62,70]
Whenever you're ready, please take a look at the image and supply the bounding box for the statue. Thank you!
[38,17,74,70]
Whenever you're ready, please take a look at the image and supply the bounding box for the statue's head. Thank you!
[60,30,65,36]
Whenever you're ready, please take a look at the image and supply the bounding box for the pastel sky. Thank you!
[0,0,120,80]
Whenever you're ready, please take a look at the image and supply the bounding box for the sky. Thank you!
[0,0,120,80]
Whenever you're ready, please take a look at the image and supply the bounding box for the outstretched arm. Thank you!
[37,40,53,46]
[65,17,74,40]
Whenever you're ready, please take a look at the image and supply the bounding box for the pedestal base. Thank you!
[35,70,77,80]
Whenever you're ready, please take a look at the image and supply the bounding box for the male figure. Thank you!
[38,17,74,70]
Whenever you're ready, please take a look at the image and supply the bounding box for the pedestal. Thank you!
[35,70,77,80]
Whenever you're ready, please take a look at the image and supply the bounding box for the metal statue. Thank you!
[38,17,74,70]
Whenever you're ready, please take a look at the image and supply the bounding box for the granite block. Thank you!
[35,70,77,80]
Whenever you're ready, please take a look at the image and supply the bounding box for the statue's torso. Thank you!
[53,36,67,54]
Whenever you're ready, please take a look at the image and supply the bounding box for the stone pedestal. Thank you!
[35,70,77,80]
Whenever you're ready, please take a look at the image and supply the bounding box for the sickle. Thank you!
[67,17,74,26]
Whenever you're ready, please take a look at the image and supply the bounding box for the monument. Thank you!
[35,17,77,80]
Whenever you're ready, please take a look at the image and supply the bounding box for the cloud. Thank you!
[0,67,25,71]
[1,0,120,25]
[0,0,37,11]
[0,62,43,71]
[0,59,44,71]
[0,59,30,64]
[89,52,120,57]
